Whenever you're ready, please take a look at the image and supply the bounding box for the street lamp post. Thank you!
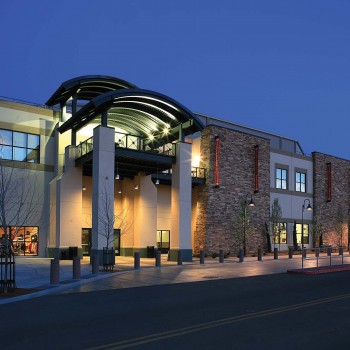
[243,193,255,256]
[301,199,312,269]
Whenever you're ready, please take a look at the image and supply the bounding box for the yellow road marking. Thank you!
[85,293,350,350]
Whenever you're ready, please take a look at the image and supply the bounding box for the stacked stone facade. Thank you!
[313,152,350,247]
[194,125,270,255]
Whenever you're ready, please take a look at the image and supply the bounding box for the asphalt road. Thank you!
[3,271,350,350]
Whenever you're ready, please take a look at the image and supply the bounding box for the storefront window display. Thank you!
[0,226,39,256]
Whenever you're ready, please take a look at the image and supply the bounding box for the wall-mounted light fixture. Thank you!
[115,162,120,180]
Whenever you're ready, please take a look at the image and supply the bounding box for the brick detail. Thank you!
[313,152,350,247]
[194,126,270,255]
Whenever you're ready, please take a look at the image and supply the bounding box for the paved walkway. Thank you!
[1,252,350,304]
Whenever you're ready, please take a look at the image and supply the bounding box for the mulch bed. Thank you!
[0,288,39,298]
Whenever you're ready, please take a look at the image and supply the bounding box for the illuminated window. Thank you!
[276,168,287,190]
[296,171,306,192]
[0,129,40,163]
[0,226,39,256]
[296,224,309,244]
[157,230,170,254]
[273,223,287,244]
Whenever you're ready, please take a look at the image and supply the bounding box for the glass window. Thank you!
[0,129,12,145]
[273,223,287,244]
[296,171,306,192]
[276,168,287,190]
[11,226,39,256]
[0,129,40,163]
[156,230,170,253]
[296,224,309,244]
[13,132,27,147]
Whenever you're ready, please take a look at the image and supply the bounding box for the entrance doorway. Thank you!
[157,230,170,254]
[82,228,121,256]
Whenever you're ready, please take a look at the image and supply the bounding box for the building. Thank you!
[0,75,349,261]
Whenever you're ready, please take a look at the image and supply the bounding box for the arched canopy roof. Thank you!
[57,89,204,139]
[46,75,137,107]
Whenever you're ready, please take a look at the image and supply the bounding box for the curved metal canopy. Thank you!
[57,88,204,139]
[46,75,137,106]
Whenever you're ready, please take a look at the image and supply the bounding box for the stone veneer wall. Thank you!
[194,125,270,255]
[313,152,350,247]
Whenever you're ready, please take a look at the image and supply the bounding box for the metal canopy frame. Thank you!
[46,75,137,107]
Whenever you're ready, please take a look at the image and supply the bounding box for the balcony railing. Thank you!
[162,167,206,179]
[77,137,93,158]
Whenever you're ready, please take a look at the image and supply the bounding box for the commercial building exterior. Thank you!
[0,75,349,262]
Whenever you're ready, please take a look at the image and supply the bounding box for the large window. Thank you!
[273,223,287,244]
[0,226,39,256]
[276,168,287,190]
[296,171,306,192]
[157,230,170,254]
[0,129,40,163]
[296,224,309,244]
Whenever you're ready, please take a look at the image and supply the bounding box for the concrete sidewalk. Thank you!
[2,252,350,304]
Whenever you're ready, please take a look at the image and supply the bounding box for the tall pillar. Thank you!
[47,145,82,258]
[91,126,115,262]
[133,174,157,257]
[170,141,192,261]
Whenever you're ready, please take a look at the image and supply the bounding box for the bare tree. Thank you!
[335,205,345,247]
[234,197,254,255]
[270,198,282,250]
[312,214,324,248]
[0,161,40,293]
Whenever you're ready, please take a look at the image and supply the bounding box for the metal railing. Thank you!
[77,137,93,158]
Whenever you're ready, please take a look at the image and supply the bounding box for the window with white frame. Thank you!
[276,168,287,190]
[296,171,306,192]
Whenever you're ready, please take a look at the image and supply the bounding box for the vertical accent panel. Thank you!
[326,162,332,202]
[254,145,259,193]
[214,135,220,187]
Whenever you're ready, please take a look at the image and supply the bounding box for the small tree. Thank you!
[312,214,324,248]
[0,161,40,293]
[270,198,282,250]
[335,205,345,247]
[234,197,254,256]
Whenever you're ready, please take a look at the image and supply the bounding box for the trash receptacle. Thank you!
[68,247,78,259]
[146,246,155,258]
[61,250,68,260]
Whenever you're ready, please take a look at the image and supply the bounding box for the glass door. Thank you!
[82,228,91,256]
[156,230,170,254]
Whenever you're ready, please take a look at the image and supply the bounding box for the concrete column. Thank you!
[91,126,115,263]
[48,145,82,258]
[170,142,192,262]
[133,174,157,257]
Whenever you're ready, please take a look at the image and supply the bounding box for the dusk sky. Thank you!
[1,1,349,159]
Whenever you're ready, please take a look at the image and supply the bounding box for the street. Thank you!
[2,270,350,349]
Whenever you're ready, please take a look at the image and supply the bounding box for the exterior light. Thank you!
[118,188,122,194]
[115,174,120,180]
[155,179,160,185]
[301,198,312,269]
[134,183,139,190]
[82,185,87,191]
[243,193,255,256]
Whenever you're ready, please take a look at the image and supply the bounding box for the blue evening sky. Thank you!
[1,0,349,159]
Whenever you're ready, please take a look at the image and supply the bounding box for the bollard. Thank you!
[50,258,60,285]
[239,249,244,263]
[91,254,99,274]
[327,247,332,257]
[177,250,183,265]
[200,250,205,264]
[274,248,278,260]
[72,256,81,279]
[155,251,161,267]
[288,247,293,259]
[134,252,140,269]
[219,249,224,263]
[258,248,262,262]
[315,248,319,258]
[302,248,307,259]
